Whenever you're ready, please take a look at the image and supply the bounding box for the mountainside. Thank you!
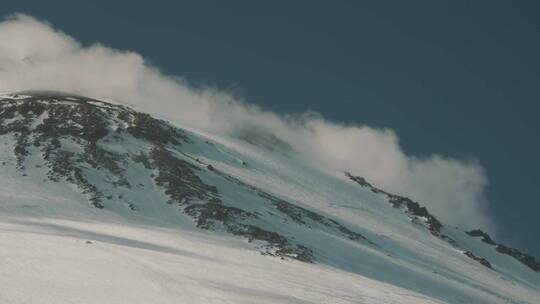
[1,92,539,304]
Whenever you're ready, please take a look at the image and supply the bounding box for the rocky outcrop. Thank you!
[345,172,493,269]
[463,250,492,268]
[467,229,540,272]
[466,229,496,245]
[345,172,442,234]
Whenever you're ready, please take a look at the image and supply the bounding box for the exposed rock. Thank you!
[346,172,492,269]
[466,229,496,245]
[387,195,443,234]
[463,250,492,268]
[467,229,540,272]
[346,172,442,234]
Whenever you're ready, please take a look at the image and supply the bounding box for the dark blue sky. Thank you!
[2,0,539,256]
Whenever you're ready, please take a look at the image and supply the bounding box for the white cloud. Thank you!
[0,14,493,231]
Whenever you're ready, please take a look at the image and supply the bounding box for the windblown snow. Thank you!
[0,92,539,304]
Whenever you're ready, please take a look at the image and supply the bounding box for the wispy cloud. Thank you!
[0,14,493,231]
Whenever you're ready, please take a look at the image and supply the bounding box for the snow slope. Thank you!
[0,92,539,304]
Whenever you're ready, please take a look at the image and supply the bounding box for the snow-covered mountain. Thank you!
[1,91,539,304]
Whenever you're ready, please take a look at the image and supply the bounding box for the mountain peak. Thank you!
[1,92,539,303]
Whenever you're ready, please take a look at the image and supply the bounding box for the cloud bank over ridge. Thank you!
[0,14,492,231]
